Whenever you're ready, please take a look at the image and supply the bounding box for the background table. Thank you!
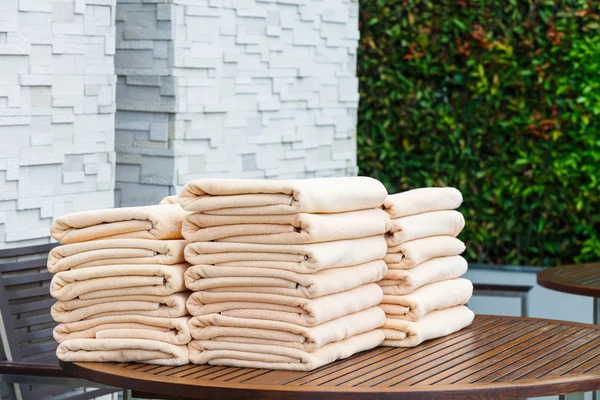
[61,315,600,400]
[538,263,600,325]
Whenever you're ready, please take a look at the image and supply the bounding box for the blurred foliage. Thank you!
[358,0,600,266]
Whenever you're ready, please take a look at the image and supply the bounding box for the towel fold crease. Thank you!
[380,278,473,321]
[51,264,189,301]
[47,239,187,273]
[186,283,383,326]
[188,329,384,371]
[385,236,465,269]
[182,209,391,244]
[50,204,189,244]
[189,307,385,352]
[184,236,387,273]
[383,188,462,218]
[382,305,474,347]
[51,292,190,323]
[184,260,387,298]
[178,177,388,214]
[57,338,189,365]
[53,315,191,345]
[379,256,468,295]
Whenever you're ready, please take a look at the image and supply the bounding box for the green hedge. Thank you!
[358,0,600,266]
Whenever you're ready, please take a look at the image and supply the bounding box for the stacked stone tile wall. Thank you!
[115,0,359,206]
[0,0,116,249]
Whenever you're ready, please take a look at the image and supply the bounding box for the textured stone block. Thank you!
[0,0,116,248]
[114,0,358,206]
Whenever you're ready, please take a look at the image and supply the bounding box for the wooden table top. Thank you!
[60,315,600,400]
[538,263,600,297]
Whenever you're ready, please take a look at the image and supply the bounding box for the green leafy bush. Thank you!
[358,0,600,266]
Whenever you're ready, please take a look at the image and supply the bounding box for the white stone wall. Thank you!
[115,0,359,206]
[0,0,116,249]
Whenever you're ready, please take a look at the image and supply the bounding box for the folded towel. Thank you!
[381,278,473,321]
[379,256,468,295]
[50,204,189,244]
[188,329,384,371]
[382,305,474,347]
[178,177,388,214]
[386,210,465,246]
[190,307,385,352]
[160,195,178,205]
[184,260,387,298]
[51,292,189,323]
[184,236,387,273]
[54,316,191,345]
[50,264,189,301]
[57,338,189,365]
[186,283,383,326]
[182,209,391,244]
[385,236,465,269]
[47,239,187,273]
[383,187,463,218]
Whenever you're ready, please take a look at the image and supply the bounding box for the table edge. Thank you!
[61,361,600,399]
[60,315,600,399]
[537,265,600,297]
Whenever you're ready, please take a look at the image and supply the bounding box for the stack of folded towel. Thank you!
[178,177,391,371]
[48,204,193,365]
[380,188,475,347]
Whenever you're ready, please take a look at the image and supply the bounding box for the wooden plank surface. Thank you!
[538,263,600,297]
[61,315,600,400]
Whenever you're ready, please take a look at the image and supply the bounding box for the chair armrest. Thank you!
[0,361,72,378]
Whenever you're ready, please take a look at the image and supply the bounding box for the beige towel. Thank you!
[160,195,178,205]
[386,210,465,246]
[184,261,387,298]
[188,329,384,371]
[382,305,474,347]
[186,283,383,326]
[190,307,385,352]
[381,278,473,321]
[47,239,187,273]
[50,264,189,301]
[385,236,465,269]
[379,256,468,295]
[57,338,189,365]
[51,292,189,323]
[51,204,189,244]
[184,236,387,273]
[54,316,191,345]
[182,209,391,244]
[383,187,463,218]
[178,177,388,214]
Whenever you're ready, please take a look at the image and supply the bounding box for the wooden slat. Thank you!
[442,324,578,384]
[541,334,600,377]
[0,258,48,272]
[20,342,58,358]
[18,327,56,344]
[481,329,597,382]
[281,317,503,387]
[3,271,53,286]
[11,298,55,315]
[0,243,57,258]
[6,286,50,301]
[344,318,526,387]
[507,334,600,380]
[13,313,54,329]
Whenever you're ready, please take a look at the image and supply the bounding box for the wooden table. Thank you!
[60,315,600,400]
[538,263,600,325]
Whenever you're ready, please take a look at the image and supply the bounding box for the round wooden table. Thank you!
[61,315,600,400]
[538,263,600,325]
